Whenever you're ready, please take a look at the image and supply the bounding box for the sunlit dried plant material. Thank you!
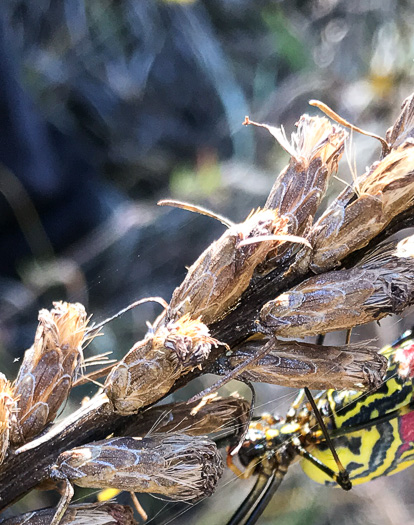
[260,235,414,338]
[310,116,414,273]
[0,502,136,525]
[245,115,347,219]
[165,207,310,325]
[10,302,95,446]
[214,338,387,391]
[49,434,223,525]
[385,93,414,151]
[0,374,15,464]
[243,115,347,274]
[105,315,219,414]
[121,394,250,439]
[309,100,389,155]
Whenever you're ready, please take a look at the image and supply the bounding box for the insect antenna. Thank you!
[187,340,275,405]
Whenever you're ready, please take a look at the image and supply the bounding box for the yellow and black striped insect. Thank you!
[227,329,414,525]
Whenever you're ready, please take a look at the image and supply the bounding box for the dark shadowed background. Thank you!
[0,1,413,524]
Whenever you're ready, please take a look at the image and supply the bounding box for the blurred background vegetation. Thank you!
[0,0,414,523]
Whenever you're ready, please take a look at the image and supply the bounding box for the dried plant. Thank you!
[1,92,414,523]
[105,314,220,414]
[0,374,15,465]
[10,302,95,446]
[0,503,137,525]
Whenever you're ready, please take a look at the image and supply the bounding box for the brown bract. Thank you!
[245,116,347,274]
[52,434,223,501]
[263,115,347,216]
[218,339,387,391]
[310,138,414,273]
[167,208,291,325]
[0,503,137,525]
[121,394,250,439]
[260,235,414,337]
[10,302,90,446]
[105,315,219,414]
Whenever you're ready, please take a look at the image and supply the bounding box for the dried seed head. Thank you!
[52,434,223,502]
[167,208,299,324]
[260,234,414,338]
[219,339,387,391]
[245,115,346,169]
[122,394,250,438]
[11,302,92,446]
[0,503,137,525]
[154,314,219,369]
[0,374,15,464]
[105,316,218,414]
[245,116,346,274]
[245,115,347,218]
[310,141,414,272]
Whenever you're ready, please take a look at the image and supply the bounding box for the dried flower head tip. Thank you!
[309,140,414,272]
[49,301,89,349]
[155,314,221,370]
[166,207,303,325]
[0,374,15,464]
[359,142,414,202]
[105,315,222,414]
[244,114,347,169]
[10,302,93,446]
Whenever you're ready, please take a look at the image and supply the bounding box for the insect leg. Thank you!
[187,340,275,404]
[226,458,290,525]
[50,478,74,525]
[304,387,351,490]
[129,491,148,521]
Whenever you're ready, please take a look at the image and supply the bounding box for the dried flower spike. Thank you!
[49,434,223,525]
[10,302,92,446]
[105,315,219,414]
